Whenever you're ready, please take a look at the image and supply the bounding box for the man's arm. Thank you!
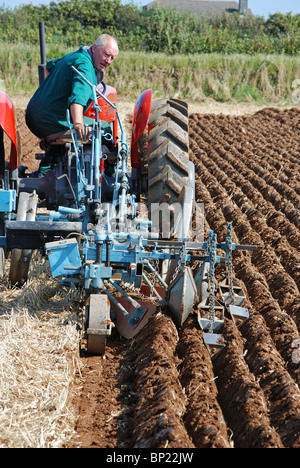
[70,103,85,139]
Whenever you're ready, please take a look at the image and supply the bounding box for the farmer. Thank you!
[25,34,119,143]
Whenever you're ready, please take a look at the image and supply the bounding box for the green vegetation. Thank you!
[0,0,299,55]
[0,0,299,103]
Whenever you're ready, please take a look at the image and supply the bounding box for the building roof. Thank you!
[144,1,242,17]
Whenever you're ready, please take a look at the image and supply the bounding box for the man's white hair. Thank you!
[94,34,118,51]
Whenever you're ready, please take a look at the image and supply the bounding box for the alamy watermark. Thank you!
[102,200,205,243]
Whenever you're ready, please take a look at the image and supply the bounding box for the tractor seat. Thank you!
[40,128,91,150]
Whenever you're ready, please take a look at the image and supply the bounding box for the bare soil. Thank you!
[7,102,300,449]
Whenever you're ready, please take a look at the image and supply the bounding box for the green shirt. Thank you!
[26,47,97,138]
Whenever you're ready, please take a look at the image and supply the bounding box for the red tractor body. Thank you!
[0,90,18,169]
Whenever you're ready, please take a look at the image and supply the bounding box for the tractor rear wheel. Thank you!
[146,99,197,324]
[147,99,192,240]
[147,98,190,207]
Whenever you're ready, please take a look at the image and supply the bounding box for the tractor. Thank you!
[0,24,255,357]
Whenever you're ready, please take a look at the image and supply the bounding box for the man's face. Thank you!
[92,40,118,72]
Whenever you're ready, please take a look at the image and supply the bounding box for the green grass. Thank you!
[0,43,299,105]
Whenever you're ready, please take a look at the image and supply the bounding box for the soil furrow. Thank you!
[190,112,300,224]
[191,155,299,320]
[241,313,300,448]
[118,313,195,448]
[191,165,299,381]
[177,314,232,448]
[213,319,284,448]
[191,144,300,288]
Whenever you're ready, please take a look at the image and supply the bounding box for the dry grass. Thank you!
[0,252,84,448]
[1,44,299,104]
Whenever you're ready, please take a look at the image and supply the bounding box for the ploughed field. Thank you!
[14,107,300,448]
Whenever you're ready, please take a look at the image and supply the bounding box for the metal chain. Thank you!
[150,258,159,296]
[191,259,201,270]
[170,242,186,284]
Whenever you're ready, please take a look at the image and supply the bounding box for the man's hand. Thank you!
[73,121,86,139]
[73,123,92,141]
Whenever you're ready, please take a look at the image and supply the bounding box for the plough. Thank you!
[0,25,256,357]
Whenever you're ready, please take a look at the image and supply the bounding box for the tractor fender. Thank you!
[84,84,118,123]
[0,90,18,169]
[130,89,152,169]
